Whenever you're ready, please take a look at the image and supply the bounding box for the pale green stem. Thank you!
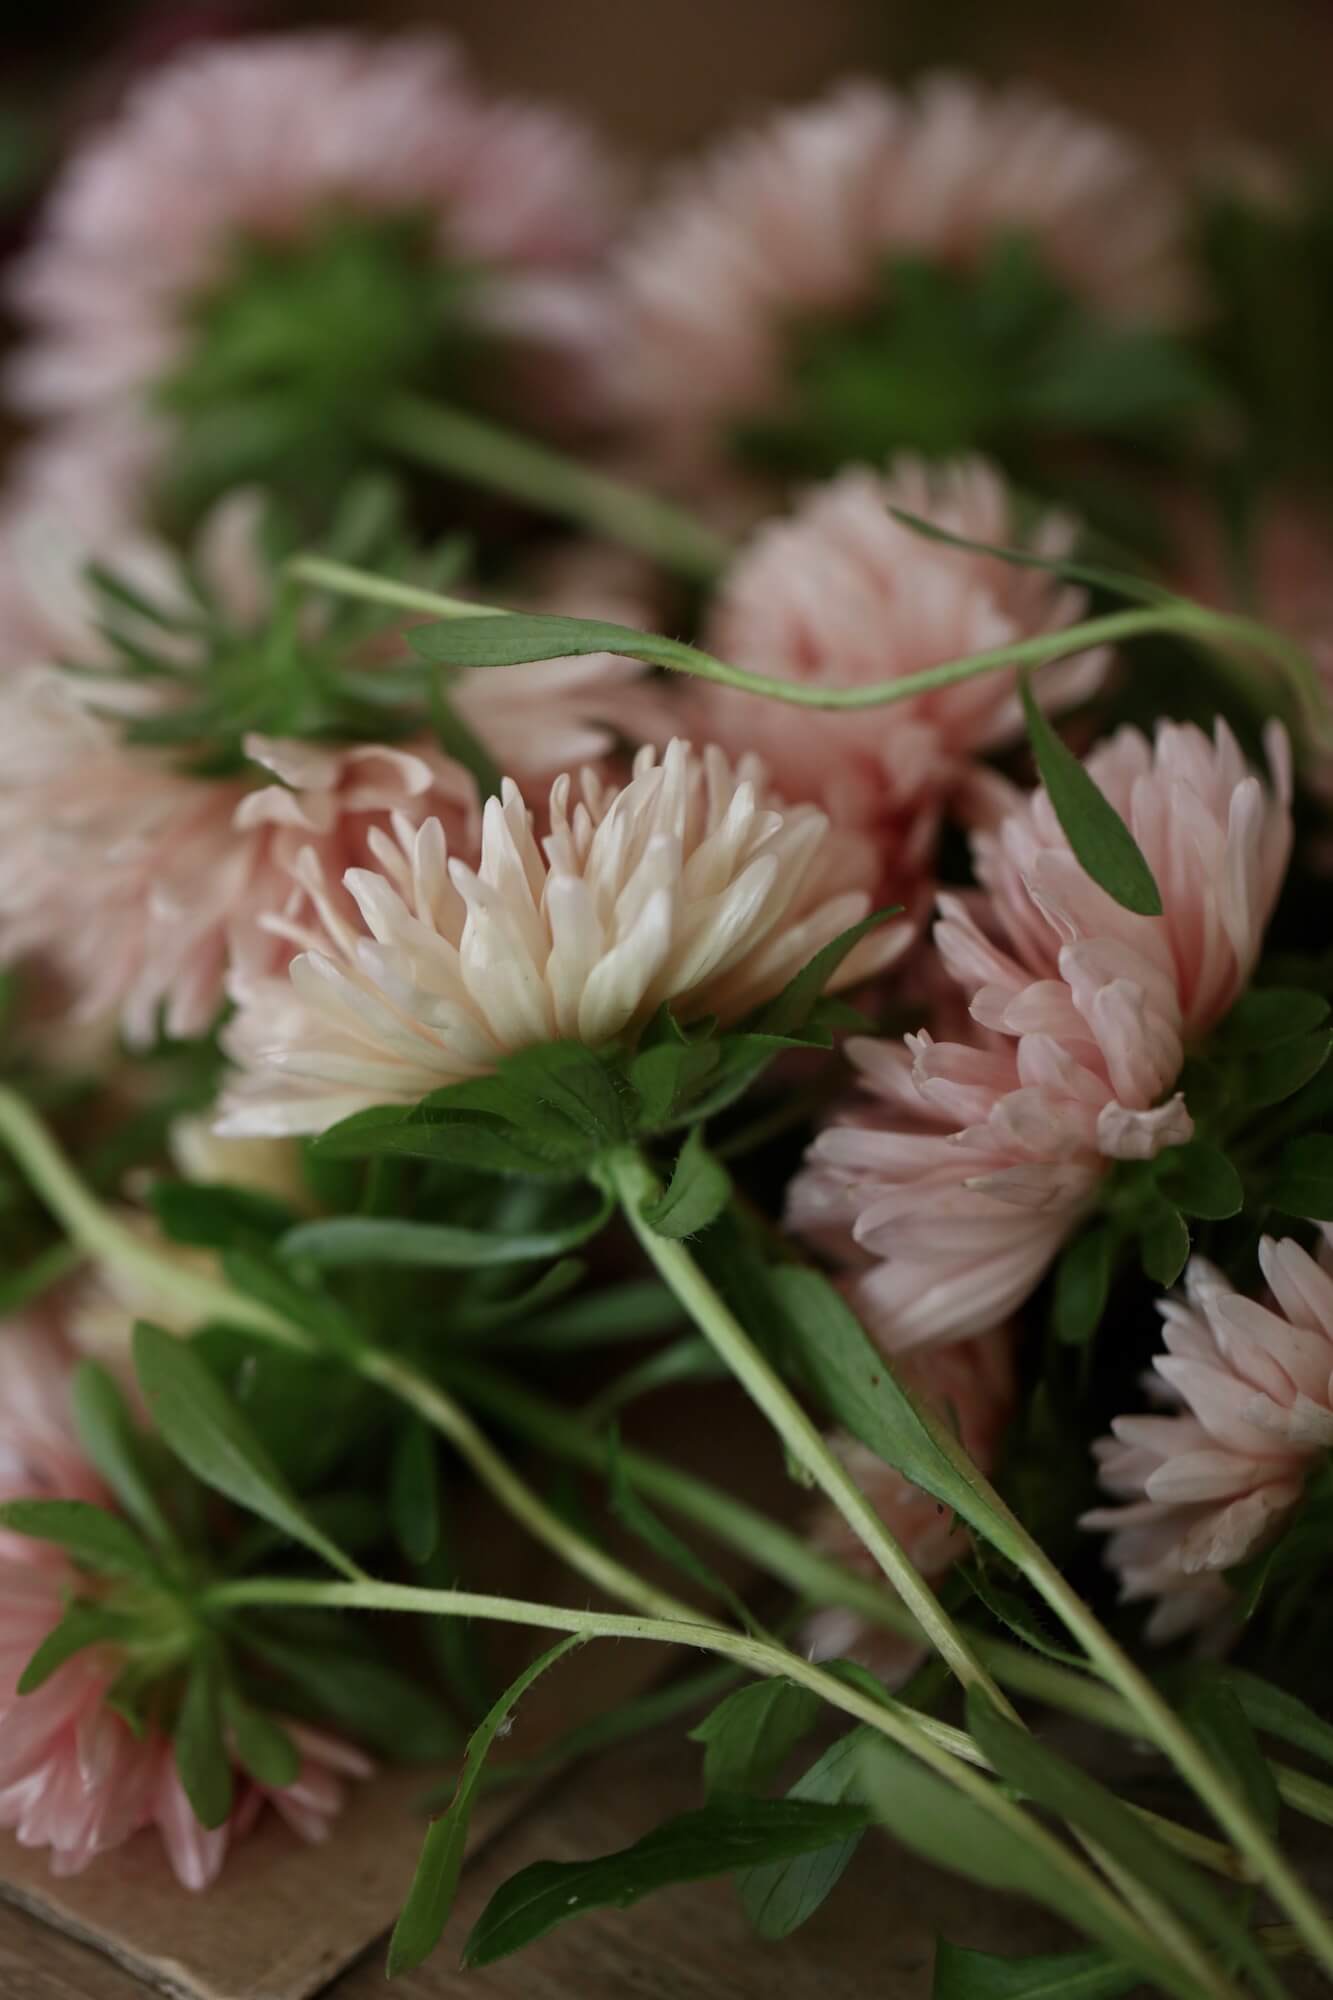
[602,1147,1017,1714]
[203,1575,1225,1999]
[287,553,1326,731]
[372,393,731,583]
[0,1089,699,1627]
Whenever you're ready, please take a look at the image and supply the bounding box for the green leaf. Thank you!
[629,1040,721,1129]
[1051,1226,1113,1345]
[766,1264,1024,1564]
[958,1567,1087,1669]
[409,611,706,681]
[738,1727,870,1940]
[966,1691,1283,2000]
[755,911,896,1036]
[149,1179,296,1252]
[856,1739,1186,1999]
[1216,1666,1333,1772]
[1138,1202,1190,1287]
[461,1797,871,1967]
[221,1687,300,1788]
[278,1195,611,1270]
[494,1279,684,1351]
[247,1629,458,1762]
[18,1601,134,1694]
[690,1680,823,1797]
[387,1636,583,1977]
[641,1128,732,1239]
[1270,1134,1333,1220]
[933,1942,1137,2000]
[219,1251,363,1356]
[175,1654,234,1831]
[1221,988,1330,1050]
[0,1498,161,1582]
[1153,1141,1244,1221]
[314,1111,589,1179]
[1180,1679,1280,1838]
[390,1418,440,1568]
[70,1360,176,1550]
[1242,1032,1331,1111]
[132,1323,359,1579]
[1019,677,1161,916]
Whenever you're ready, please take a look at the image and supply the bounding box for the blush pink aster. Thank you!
[789,719,1293,1350]
[1084,1241,1333,1641]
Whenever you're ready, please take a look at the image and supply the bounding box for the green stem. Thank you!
[0,1089,699,1627]
[602,1146,1016,1714]
[203,1575,1221,1998]
[288,554,1325,730]
[372,393,730,583]
[0,1089,302,1349]
[961,1459,1333,1977]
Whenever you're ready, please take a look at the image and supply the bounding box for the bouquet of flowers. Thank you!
[1,27,1332,1995]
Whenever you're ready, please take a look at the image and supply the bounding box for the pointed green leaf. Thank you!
[1020,676,1161,915]
[1180,1679,1280,1837]
[0,1498,161,1582]
[221,1687,301,1788]
[641,1129,732,1239]
[1139,1202,1190,1287]
[175,1653,234,1830]
[18,1601,134,1694]
[690,1680,823,1798]
[1153,1141,1243,1221]
[1051,1226,1114,1345]
[933,1942,1137,2000]
[390,1418,440,1568]
[132,1323,359,1579]
[387,1636,583,1977]
[756,911,897,1036]
[279,1194,611,1270]
[738,1727,870,1940]
[70,1361,176,1550]
[765,1264,1024,1563]
[461,1797,870,1967]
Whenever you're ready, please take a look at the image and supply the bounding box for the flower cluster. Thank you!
[0,20,1330,1953]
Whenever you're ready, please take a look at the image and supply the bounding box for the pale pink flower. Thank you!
[1083,1242,1333,1641]
[804,1328,1015,1682]
[7,31,621,432]
[610,74,1193,471]
[697,456,1108,876]
[0,1313,371,1883]
[0,492,665,1046]
[219,738,903,1137]
[789,719,1293,1350]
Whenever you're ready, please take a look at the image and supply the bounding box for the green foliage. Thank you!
[461,1797,870,1967]
[0,1498,164,1583]
[737,1727,870,1940]
[641,1127,732,1239]
[174,1653,234,1830]
[1019,675,1162,915]
[132,1322,360,1579]
[388,1636,583,1977]
[933,1942,1137,2000]
[1270,1134,1333,1218]
[689,1679,823,1798]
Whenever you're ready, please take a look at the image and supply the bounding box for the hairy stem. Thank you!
[372,394,730,582]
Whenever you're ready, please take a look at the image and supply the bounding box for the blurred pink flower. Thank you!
[610,74,1193,473]
[0,1312,371,1883]
[219,738,904,1137]
[789,719,1292,1350]
[804,1328,1015,1681]
[7,31,622,433]
[0,490,668,1045]
[697,456,1108,883]
[1083,1241,1333,1641]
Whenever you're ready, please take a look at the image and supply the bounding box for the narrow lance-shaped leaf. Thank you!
[175,1653,234,1831]
[71,1359,176,1551]
[690,1679,823,1798]
[387,1636,584,1977]
[738,1726,871,1941]
[279,1194,612,1270]
[642,1127,732,1240]
[933,1941,1138,2000]
[462,1797,871,1968]
[1019,674,1162,916]
[0,1498,162,1583]
[132,1323,360,1580]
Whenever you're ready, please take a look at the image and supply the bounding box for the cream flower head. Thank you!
[220,739,903,1136]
